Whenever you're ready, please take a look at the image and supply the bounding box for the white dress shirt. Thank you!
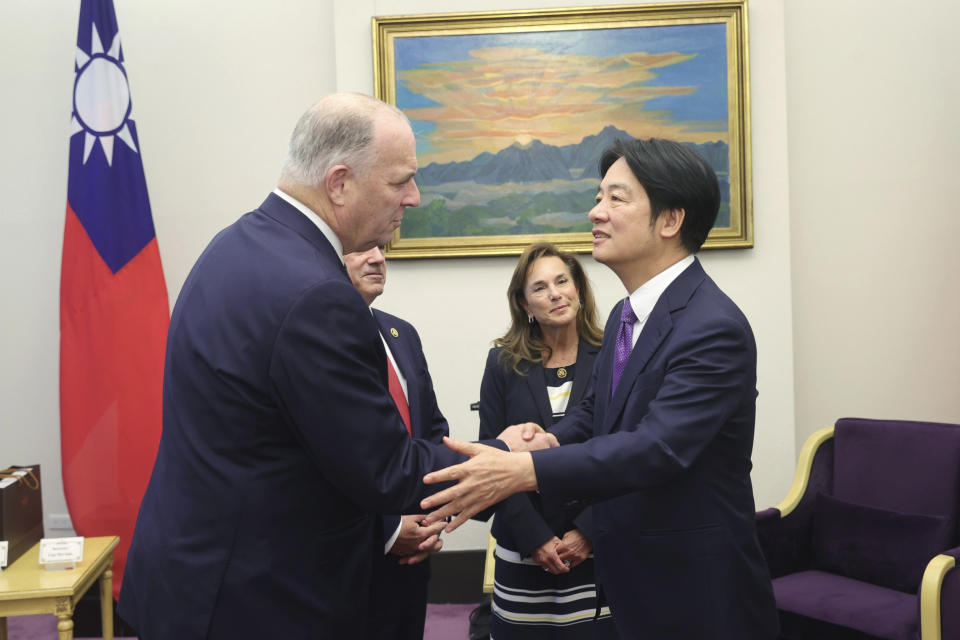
[272,188,344,265]
[626,255,695,348]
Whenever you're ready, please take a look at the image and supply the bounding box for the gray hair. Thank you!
[280,93,408,186]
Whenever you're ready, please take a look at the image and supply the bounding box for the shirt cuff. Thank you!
[384,520,402,555]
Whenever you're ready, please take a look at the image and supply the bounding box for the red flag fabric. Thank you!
[60,0,169,599]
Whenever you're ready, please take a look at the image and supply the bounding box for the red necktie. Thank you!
[386,357,412,436]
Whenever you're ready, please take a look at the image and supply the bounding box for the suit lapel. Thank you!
[374,311,422,436]
[593,305,621,429]
[529,341,600,428]
[571,340,599,406]
[523,363,554,428]
[601,259,707,434]
[601,308,673,433]
[258,193,345,275]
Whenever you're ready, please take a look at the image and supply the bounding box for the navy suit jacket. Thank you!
[374,309,449,545]
[119,194,502,639]
[531,259,778,639]
[478,341,598,554]
[369,309,447,634]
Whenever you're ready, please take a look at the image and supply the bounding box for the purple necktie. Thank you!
[611,297,638,396]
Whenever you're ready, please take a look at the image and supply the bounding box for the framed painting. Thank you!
[373,1,752,258]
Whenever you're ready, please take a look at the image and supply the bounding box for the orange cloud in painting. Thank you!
[400,46,727,164]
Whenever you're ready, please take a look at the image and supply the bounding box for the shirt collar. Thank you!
[627,255,695,323]
[272,187,344,264]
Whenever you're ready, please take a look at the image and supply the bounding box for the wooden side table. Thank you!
[0,536,119,640]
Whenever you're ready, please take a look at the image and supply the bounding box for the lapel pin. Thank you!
[390,328,399,338]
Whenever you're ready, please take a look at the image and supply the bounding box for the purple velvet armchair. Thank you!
[756,417,960,640]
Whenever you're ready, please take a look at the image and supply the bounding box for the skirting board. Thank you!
[428,549,487,604]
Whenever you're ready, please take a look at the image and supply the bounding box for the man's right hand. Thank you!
[388,514,445,565]
[421,438,539,532]
[497,423,558,452]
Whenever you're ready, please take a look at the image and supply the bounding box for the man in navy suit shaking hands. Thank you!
[345,244,450,640]
[421,138,779,639]
[119,93,554,639]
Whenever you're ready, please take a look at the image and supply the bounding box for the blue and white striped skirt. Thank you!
[490,544,619,640]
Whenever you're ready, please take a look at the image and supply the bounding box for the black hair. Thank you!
[598,138,720,253]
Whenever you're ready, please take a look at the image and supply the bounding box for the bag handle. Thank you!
[0,467,40,491]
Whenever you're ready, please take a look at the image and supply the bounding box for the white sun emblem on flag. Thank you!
[70,23,138,166]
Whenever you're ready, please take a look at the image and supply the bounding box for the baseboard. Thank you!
[73,590,136,637]
[428,549,487,604]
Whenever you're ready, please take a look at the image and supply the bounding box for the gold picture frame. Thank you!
[373,1,752,259]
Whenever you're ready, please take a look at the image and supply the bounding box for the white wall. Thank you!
[337,0,797,550]
[0,0,799,554]
[784,0,960,447]
[0,0,76,533]
[0,0,336,535]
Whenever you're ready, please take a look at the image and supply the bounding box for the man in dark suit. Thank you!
[421,138,779,639]
[344,245,448,640]
[118,93,553,640]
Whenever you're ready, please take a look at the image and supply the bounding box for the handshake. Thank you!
[418,422,559,532]
[496,422,559,453]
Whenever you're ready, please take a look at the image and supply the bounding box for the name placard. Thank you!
[0,540,8,569]
[39,536,84,571]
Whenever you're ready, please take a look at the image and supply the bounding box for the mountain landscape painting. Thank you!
[374,4,752,256]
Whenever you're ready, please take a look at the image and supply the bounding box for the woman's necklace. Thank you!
[548,342,578,378]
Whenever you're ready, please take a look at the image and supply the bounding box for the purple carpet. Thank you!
[4,604,474,639]
[2,614,133,640]
[424,603,475,640]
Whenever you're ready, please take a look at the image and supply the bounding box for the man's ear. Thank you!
[658,207,685,240]
[324,165,349,206]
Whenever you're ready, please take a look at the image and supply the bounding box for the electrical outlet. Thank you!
[49,513,73,530]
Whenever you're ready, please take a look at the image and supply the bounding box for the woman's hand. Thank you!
[556,529,592,569]
[532,536,570,575]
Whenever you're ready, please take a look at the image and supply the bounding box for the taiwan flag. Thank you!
[60,0,169,599]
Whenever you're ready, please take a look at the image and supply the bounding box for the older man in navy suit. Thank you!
[344,245,449,640]
[118,93,554,640]
[421,138,779,639]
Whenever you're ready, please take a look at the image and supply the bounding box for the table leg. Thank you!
[55,596,74,640]
[56,615,74,640]
[100,568,114,640]
[0,616,8,640]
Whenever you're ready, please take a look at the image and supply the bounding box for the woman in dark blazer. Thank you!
[479,243,618,639]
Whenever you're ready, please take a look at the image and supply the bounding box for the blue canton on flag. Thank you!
[68,0,154,274]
